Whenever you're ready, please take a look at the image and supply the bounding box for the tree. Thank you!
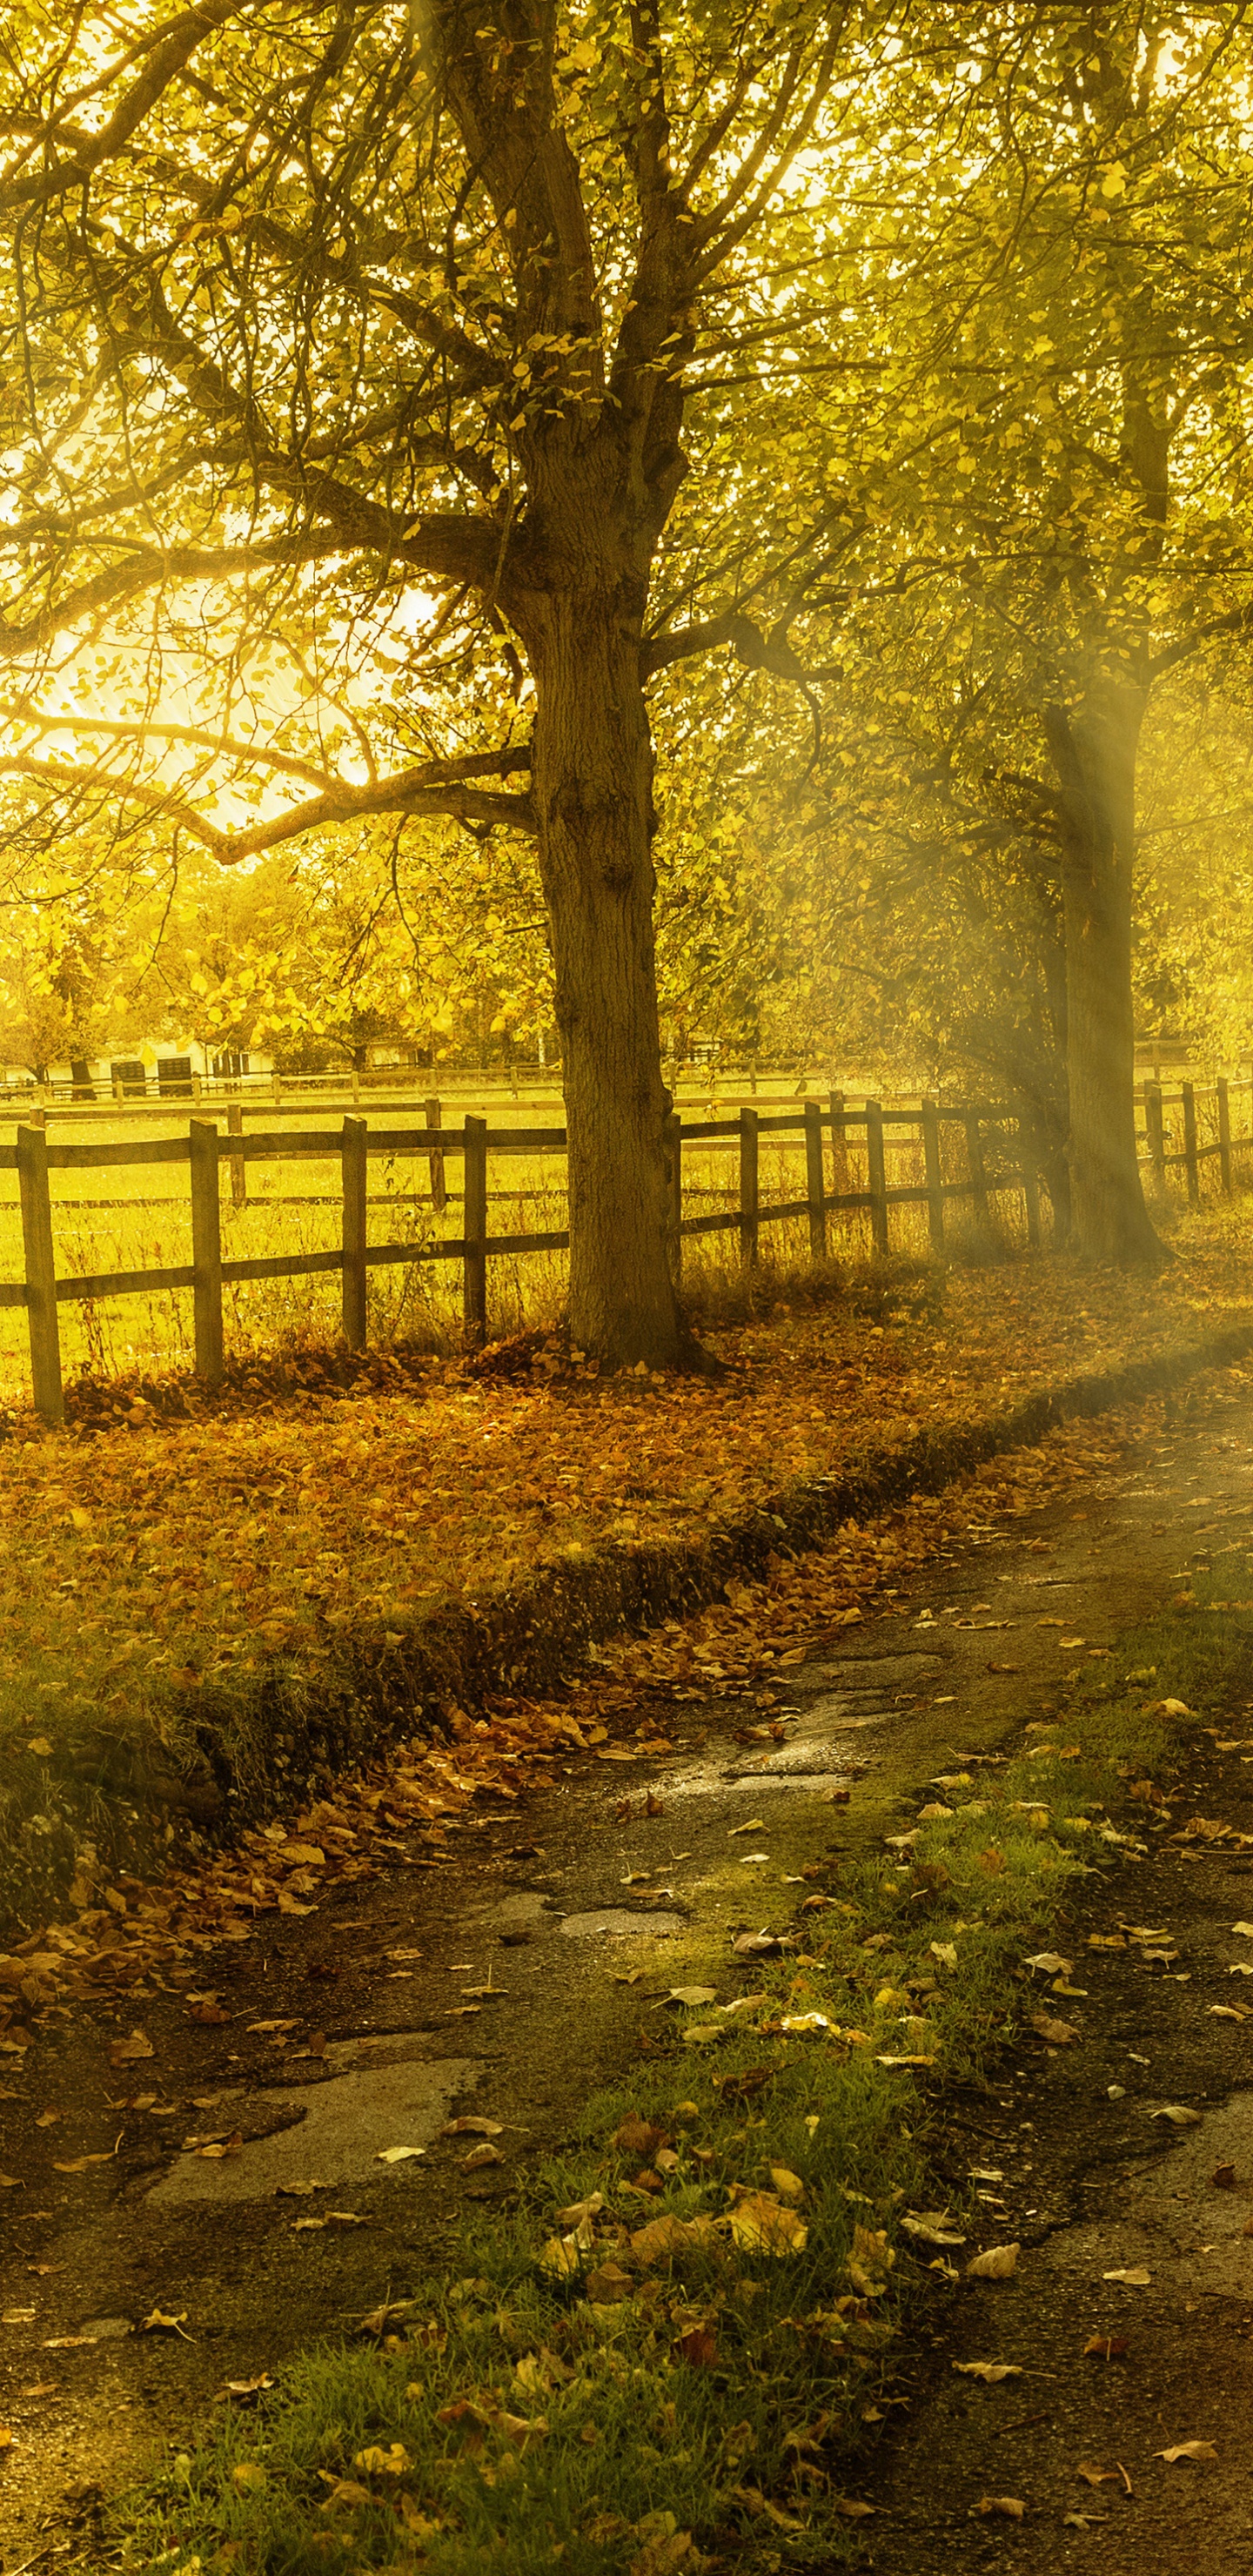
[0,0,937,1362]
[846,10,1253,1261]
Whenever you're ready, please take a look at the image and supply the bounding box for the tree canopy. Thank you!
[3,7,1253,1325]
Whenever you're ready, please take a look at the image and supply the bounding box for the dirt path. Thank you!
[3,1368,1252,2567]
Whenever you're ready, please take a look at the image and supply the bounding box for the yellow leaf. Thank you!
[967,2243,1019,2281]
[728,2192,807,2257]
[353,2442,412,2477]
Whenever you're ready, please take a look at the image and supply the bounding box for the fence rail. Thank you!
[7,1075,1253,1425]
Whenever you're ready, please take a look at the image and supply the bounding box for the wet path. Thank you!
[3,1372,1253,2564]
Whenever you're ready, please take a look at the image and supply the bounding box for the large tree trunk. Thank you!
[524,584,689,1367]
[1044,682,1162,1265]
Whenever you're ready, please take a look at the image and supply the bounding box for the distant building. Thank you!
[1,1036,273,1099]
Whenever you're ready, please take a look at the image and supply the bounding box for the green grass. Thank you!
[108,1580,1248,2576]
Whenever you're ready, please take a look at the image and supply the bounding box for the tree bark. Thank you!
[1044,682,1161,1265]
[519,569,689,1367]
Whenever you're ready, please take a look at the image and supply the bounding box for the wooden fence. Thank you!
[5,1076,1251,1425]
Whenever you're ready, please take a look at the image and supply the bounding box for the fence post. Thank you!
[271,1067,281,1105]
[17,1122,63,1426]
[425,1094,446,1214]
[1145,1081,1166,1194]
[189,1120,224,1386]
[463,1113,487,1342]
[828,1088,849,1202]
[804,1099,827,1262]
[965,1109,990,1229]
[1182,1081,1200,1206]
[1217,1077,1232,1195]
[921,1097,945,1252]
[227,1100,246,1210]
[739,1104,760,1269]
[666,1110,683,1282]
[341,1116,368,1349]
[865,1098,889,1256]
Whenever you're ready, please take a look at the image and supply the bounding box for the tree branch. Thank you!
[0,0,251,213]
[0,746,536,862]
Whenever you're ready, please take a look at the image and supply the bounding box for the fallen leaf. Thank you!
[1083,2334,1129,2359]
[1102,2268,1151,2287]
[768,2166,806,2203]
[109,2029,154,2064]
[319,2476,372,2507]
[232,2463,267,2492]
[354,2441,413,2476]
[1076,2463,1120,2487]
[903,2212,967,2248]
[667,1988,718,2009]
[1030,2013,1079,2045]
[953,2362,1022,2383]
[1151,2105,1202,2127]
[1155,2441,1217,2465]
[1024,1951,1074,1976]
[556,2192,605,2230]
[584,2261,634,2304]
[630,2212,720,2267]
[728,2191,807,2256]
[612,2115,668,2158]
[141,2309,191,2336]
[972,2495,1025,2519]
[460,2143,505,2171]
[376,2144,425,2163]
[967,2244,1020,2281]
[1212,2162,1237,2190]
[440,2116,505,2138]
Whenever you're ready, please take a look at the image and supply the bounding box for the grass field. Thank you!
[0,1088,1036,1398]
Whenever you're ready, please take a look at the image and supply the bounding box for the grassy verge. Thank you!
[110,1583,1250,2576]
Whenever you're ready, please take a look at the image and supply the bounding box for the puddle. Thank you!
[469,1891,553,1933]
[725,1744,865,1779]
[801,1654,946,1687]
[559,1909,684,1941]
[145,2054,481,2205]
